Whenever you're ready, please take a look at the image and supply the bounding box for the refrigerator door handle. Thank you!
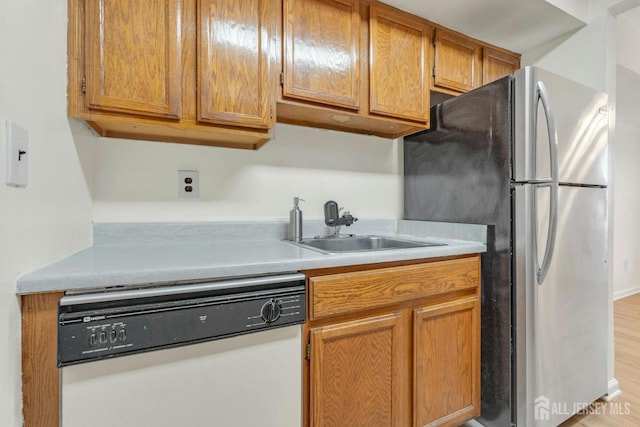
[535,182,558,284]
[536,81,559,183]
[535,81,559,284]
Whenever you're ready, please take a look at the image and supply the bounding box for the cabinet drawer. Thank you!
[308,256,480,320]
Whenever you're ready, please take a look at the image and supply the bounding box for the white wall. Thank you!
[612,121,640,299]
[617,13,640,72]
[0,0,94,425]
[612,8,640,298]
[91,124,403,223]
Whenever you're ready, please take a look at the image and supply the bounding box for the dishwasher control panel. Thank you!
[58,274,306,366]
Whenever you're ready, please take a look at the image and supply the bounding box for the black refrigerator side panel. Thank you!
[404,76,513,427]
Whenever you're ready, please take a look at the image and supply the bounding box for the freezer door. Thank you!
[514,66,608,186]
[514,184,608,426]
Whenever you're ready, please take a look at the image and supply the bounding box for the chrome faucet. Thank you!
[323,200,358,236]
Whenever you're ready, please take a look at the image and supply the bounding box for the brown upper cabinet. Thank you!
[82,0,184,120]
[282,0,361,110]
[433,28,483,94]
[277,0,431,139]
[68,0,520,148]
[68,0,276,149]
[483,46,521,85]
[370,2,430,123]
[433,28,521,95]
[197,0,274,129]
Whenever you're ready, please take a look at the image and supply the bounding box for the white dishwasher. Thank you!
[58,274,305,427]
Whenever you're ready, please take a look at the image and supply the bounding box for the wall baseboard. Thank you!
[604,378,621,401]
[613,286,640,301]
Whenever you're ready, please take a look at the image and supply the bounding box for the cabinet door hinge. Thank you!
[280,71,284,87]
[306,341,311,360]
[432,65,436,78]
[81,76,86,94]
[269,105,273,119]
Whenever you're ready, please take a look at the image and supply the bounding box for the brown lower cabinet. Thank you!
[303,255,481,427]
[414,298,480,426]
[21,254,480,427]
[21,292,63,427]
[310,312,407,427]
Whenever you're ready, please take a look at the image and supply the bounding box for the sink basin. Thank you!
[292,235,444,254]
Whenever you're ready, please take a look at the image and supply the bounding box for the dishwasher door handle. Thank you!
[59,273,307,306]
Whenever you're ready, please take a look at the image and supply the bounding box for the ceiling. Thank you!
[380,0,586,53]
[622,4,640,23]
[620,2,640,22]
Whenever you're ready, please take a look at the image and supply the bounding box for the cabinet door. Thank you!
[85,0,183,119]
[483,47,520,85]
[414,298,480,427]
[197,0,274,129]
[310,313,405,427]
[433,29,482,93]
[283,0,360,109]
[370,4,429,122]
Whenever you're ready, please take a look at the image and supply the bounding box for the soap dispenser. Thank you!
[289,197,304,242]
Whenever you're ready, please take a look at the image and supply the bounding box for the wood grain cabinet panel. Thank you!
[304,255,482,427]
[197,0,274,128]
[283,0,360,109]
[309,313,406,427]
[370,3,429,122]
[22,292,63,427]
[85,0,183,119]
[309,257,480,320]
[414,297,480,427]
[482,47,520,85]
[69,0,274,149]
[433,28,482,93]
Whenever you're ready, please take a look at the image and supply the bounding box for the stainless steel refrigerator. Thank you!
[404,66,609,427]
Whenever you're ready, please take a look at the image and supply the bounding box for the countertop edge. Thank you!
[16,240,485,295]
[17,219,488,295]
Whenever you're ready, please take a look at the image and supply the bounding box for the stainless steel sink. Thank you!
[292,235,444,254]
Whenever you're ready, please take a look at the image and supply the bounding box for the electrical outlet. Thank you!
[178,170,199,198]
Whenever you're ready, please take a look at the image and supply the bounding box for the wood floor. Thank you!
[560,293,640,426]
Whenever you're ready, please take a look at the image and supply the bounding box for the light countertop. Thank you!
[16,220,486,294]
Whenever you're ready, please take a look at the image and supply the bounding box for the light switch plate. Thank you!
[5,120,29,187]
